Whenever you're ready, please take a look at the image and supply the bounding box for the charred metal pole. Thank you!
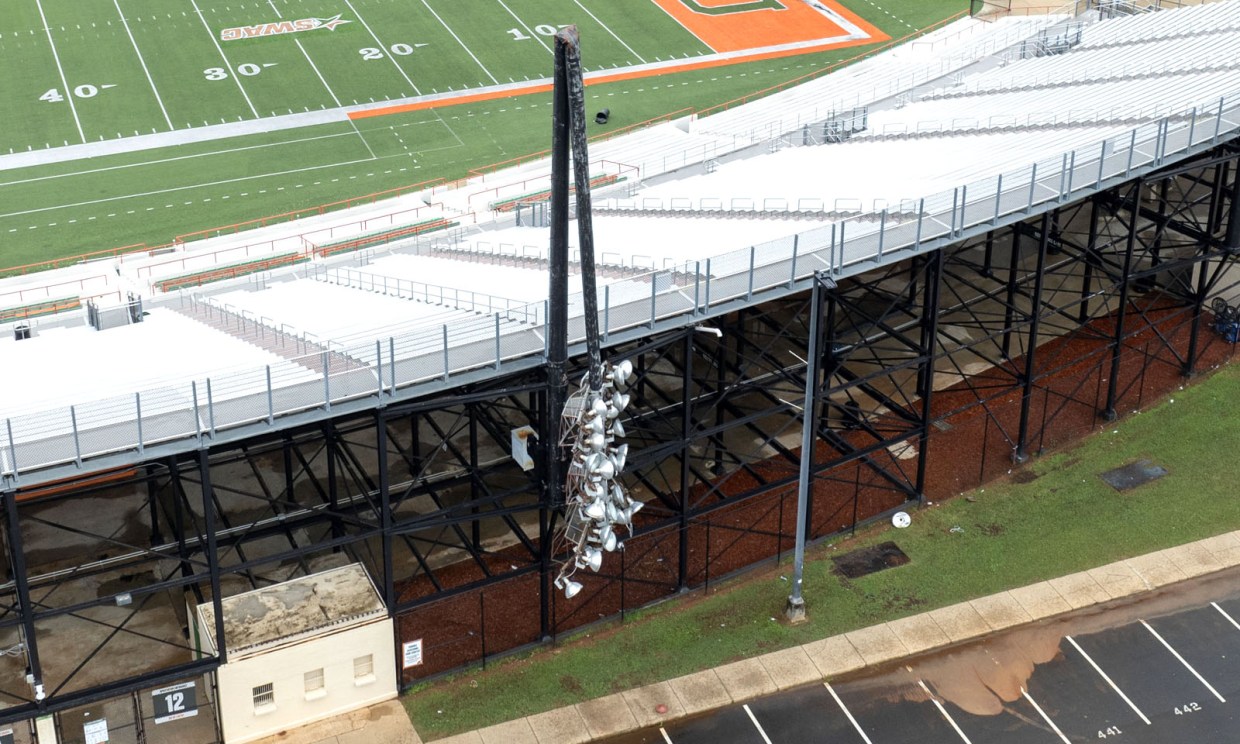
[559,25,603,391]
[542,28,572,638]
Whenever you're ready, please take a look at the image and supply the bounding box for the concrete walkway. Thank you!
[427,530,1240,744]
[250,699,422,744]
[255,530,1240,744]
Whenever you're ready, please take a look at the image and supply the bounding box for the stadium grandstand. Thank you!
[1,0,1239,741]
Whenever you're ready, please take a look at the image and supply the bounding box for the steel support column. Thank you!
[4,490,44,712]
[915,249,944,500]
[1014,211,1052,463]
[1104,182,1143,420]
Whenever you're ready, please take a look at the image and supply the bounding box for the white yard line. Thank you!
[492,0,553,55]
[572,0,647,63]
[0,131,363,188]
[658,727,673,744]
[113,0,174,130]
[344,0,426,94]
[1140,619,1227,703]
[350,120,377,160]
[742,704,773,744]
[0,157,378,220]
[190,0,260,118]
[264,0,343,108]
[417,0,499,84]
[1065,636,1151,725]
[1021,688,1071,744]
[824,682,873,744]
[918,680,973,743]
[33,0,85,143]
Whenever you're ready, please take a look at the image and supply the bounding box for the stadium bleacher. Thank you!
[4,0,1240,475]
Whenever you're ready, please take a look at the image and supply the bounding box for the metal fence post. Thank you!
[322,351,331,410]
[838,221,846,272]
[4,419,15,478]
[746,245,756,300]
[604,284,611,339]
[389,337,397,393]
[135,393,144,454]
[206,378,216,437]
[789,234,799,288]
[192,381,201,443]
[950,188,958,235]
[958,185,967,236]
[692,262,701,316]
[1097,140,1107,186]
[1126,129,1136,176]
[649,277,658,328]
[877,209,887,260]
[915,199,924,248]
[442,325,450,381]
[1214,97,1224,145]
[1028,162,1038,210]
[1188,106,1198,147]
[70,405,81,465]
[266,365,275,423]
[993,173,1003,224]
[494,313,502,370]
[705,258,712,308]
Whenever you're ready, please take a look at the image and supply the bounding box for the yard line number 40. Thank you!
[39,84,113,102]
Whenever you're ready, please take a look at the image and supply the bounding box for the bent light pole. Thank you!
[548,27,641,600]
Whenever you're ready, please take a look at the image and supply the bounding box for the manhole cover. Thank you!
[832,541,910,579]
[1100,459,1168,492]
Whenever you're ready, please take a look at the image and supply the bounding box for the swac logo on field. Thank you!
[220,14,350,41]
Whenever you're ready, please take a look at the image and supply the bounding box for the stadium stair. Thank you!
[171,298,368,377]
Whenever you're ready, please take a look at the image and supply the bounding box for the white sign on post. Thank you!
[402,639,424,668]
[83,718,109,744]
[152,681,199,723]
[0,727,14,744]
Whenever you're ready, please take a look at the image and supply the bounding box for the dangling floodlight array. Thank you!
[553,359,640,599]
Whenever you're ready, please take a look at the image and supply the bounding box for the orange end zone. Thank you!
[651,0,885,53]
[352,0,892,123]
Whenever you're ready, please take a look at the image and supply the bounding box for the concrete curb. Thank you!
[430,529,1240,744]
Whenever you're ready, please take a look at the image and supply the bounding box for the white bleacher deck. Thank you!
[4,0,1240,480]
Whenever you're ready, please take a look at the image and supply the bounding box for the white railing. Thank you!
[3,90,1239,484]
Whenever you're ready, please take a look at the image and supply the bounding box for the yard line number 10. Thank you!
[507,24,569,40]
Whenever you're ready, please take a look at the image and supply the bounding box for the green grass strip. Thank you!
[404,361,1240,739]
[0,296,81,323]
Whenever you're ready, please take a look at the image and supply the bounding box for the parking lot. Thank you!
[604,573,1240,743]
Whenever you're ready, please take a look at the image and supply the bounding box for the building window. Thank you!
[252,683,275,712]
[354,654,375,685]
[304,668,325,699]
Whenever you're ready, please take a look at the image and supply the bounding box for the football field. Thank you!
[0,0,956,269]
[2,0,886,152]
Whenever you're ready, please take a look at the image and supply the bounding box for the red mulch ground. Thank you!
[395,305,1237,684]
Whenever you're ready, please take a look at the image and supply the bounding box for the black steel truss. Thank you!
[0,142,1238,724]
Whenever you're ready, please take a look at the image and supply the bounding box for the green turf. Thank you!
[402,361,1240,739]
[0,0,968,270]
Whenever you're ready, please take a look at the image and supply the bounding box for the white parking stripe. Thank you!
[918,680,973,743]
[743,704,774,744]
[824,682,873,744]
[1021,688,1071,744]
[1213,602,1240,632]
[1065,636,1151,725]
[659,726,673,744]
[1141,619,1226,703]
